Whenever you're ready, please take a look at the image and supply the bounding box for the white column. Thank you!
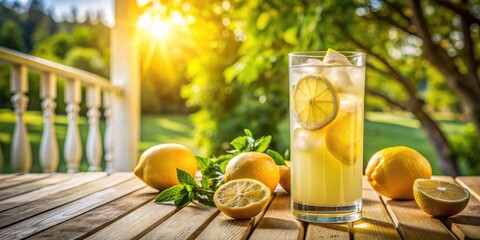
[111,0,140,171]
[103,91,114,174]
[86,86,102,172]
[64,78,82,173]
[39,72,59,172]
[10,64,31,173]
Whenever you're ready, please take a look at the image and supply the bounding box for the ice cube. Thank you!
[292,58,325,75]
[305,58,325,65]
[326,68,353,93]
[339,98,358,113]
[293,128,325,151]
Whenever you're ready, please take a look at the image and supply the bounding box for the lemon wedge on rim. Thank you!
[323,48,352,65]
[293,74,339,131]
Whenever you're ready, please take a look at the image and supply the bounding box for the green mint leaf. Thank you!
[254,135,272,153]
[196,192,216,207]
[200,175,210,188]
[173,188,191,208]
[196,156,212,171]
[230,136,248,151]
[246,136,255,151]
[215,154,232,173]
[244,129,253,137]
[177,168,198,187]
[266,149,286,165]
[154,185,184,203]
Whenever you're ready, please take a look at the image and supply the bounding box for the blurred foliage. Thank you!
[1,0,479,174]
[451,124,480,175]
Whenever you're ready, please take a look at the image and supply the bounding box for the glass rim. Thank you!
[289,51,365,58]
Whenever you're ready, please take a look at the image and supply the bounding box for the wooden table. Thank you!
[0,173,478,239]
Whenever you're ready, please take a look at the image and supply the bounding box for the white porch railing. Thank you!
[0,46,122,173]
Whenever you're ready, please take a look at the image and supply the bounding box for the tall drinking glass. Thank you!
[289,51,365,223]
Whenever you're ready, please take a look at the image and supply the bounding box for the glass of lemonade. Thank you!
[289,50,365,223]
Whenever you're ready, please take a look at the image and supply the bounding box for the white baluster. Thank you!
[64,78,82,173]
[103,91,114,174]
[39,72,59,172]
[10,64,31,173]
[86,86,102,172]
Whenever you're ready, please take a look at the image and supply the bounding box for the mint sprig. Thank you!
[154,168,216,208]
[154,129,286,208]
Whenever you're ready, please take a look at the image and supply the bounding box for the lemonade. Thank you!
[289,50,365,223]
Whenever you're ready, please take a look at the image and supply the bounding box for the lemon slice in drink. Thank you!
[214,179,271,219]
[293,74,339,130]
[413,179,470,217]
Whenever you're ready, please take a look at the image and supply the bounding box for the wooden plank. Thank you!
[431,176,480,240]
[196,191,274,240]
[0,174,18,181]
[456,176,480,201]
[140,204,219,239]
[195,211,254,240]
[0,173,71,201]
[0,172,107,212]
[381,176,457,240]
[27,186,157,239]
[0,178,146,239]
[250,191,303,240]
[0,172,133,228]
[86,200,178,239]
[353,178,401,239]
[445,197,480,240]
[0,174,51,190]
[306,223,349,240]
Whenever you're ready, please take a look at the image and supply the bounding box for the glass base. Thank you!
[292,200,362,223]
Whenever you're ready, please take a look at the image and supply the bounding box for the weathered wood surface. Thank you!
[0,173,478,240]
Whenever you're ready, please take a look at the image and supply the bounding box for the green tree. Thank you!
[227,0,480,175]
[0,19,26,51]
[24,0,46,50]
[64,47,107,77]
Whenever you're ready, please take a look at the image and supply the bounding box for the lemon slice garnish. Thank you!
[293,74,339,131]
[214,179,271,219]
[413,179,470,217]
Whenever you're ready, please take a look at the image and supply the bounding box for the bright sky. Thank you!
[4,0,150,27]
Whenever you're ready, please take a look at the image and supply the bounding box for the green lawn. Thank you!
[0,109,467,174]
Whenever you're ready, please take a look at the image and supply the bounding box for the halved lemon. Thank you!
[413,179,470,217]
[214,179,271,219]
[293,74,339,130]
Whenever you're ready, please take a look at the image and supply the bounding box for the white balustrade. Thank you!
[64,78,82,173]
[9,64,31,173]
[86,86,102,172]
[103,91,114,174]
[39,72,59,172]
[1,45,126,174]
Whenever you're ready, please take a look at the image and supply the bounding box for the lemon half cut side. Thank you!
[293,74,339,131]
[413,178,470,217]
[214,179,271,219]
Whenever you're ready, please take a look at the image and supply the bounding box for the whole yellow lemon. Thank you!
[365,146,432,200]
[278,161,291,193]
[224,152,280,192]
[134,143,198,191]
